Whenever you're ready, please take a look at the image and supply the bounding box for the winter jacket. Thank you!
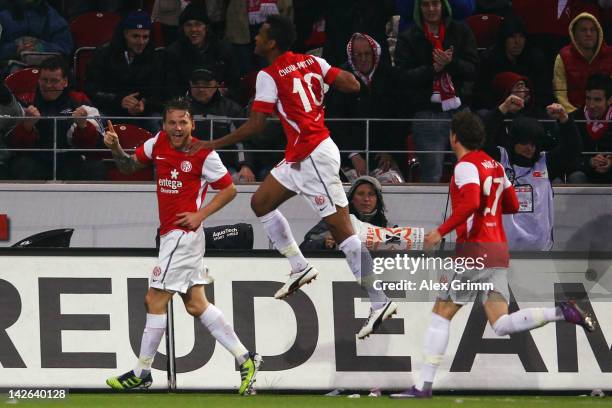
[395,0,475,32]
[8,88,101,150]
[85,20,163,116]
[394,0,479,114]
[568,107,612,182]
[189,90,254,171]
[554,13,612,112]
[0,0,73,60]
[476,13,552,110]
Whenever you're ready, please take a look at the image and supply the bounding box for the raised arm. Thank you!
[188,110,268,154]
[103,120,148,174]
[331,70,360,93]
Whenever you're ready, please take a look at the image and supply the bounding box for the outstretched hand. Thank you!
[423,229,442,251]
[104,120,120,150]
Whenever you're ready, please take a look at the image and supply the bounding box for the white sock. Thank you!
[259,209,308,273]
[492,307,562,336]
[339,234,388,310]
[199,304,249,365]
[134,313,166,377]
[417,312,450,391]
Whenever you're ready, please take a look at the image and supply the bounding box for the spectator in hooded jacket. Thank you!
[0,0,73,67]
[85,10,163,131]
[395,0,478,182]
[567,73,612,183]
[553,12,612,113]
[163,3,239,100]
[476,13,552,111]
[483,99,582,250]
[326,32,403,178]
[6,56,106,180]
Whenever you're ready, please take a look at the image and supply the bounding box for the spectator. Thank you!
[326,33,403,179]
[512,0,601,64]
[6,56,106,180]
[187,68,256,182]
[164,3,239,100]
[0,82,23,179]
[476,13,552,110]
[225,0,293,76]
[300,176,389,250]
[395,0,475,33]
[553,12,612,113]
[85,10,163,132]
[567,73,612,183]
[395,0,478,182]
[0,0,73,71]
[151,0,185,45]
[483,99,582,250]
[322,0,396,67]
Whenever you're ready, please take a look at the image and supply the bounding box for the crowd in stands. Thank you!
[0,0,611,183]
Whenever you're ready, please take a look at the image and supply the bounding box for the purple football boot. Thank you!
[390,386,432,399]
[559,300,597,332]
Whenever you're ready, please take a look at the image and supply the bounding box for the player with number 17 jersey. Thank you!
[251,52,339,163]
[437,150,518,267]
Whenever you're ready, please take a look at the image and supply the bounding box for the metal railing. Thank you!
[0,115,610,182]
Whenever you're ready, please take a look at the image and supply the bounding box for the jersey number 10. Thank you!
[292,73,325,113]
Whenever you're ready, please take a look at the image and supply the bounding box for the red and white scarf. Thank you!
[585,105,612,142]
[423,22,461,111]
[248,0,279,25]
[346,33,381,88]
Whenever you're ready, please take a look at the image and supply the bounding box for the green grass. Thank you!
[4,394,611,408]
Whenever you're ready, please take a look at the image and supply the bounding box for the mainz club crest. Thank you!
[180,161,192,172]
[152,266,161,277]
[314,195,326,206]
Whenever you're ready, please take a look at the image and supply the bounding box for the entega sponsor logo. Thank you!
[158,178,183,194]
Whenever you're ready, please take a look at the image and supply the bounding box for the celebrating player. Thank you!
[189,15,396,339]
[390,111,596,399]
[103,98,261,395]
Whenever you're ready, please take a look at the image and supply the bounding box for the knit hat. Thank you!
[491,71,529,104]
[123,10,152,30]
[509,116,543,145]
[190,68,217,82]
[179,3,209,26]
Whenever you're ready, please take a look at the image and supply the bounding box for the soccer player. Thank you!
[390,111,596,399]
[189,15,396,339]
[103,98,261,395]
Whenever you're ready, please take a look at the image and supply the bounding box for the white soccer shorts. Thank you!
[150,228,208,293]
[270,137,348,218]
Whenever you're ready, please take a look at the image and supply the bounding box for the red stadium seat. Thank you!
[106,124,154,181]
[4,68,40,101]
[465,14,503,49]
[70,11,122,48]
[70,12,122,92]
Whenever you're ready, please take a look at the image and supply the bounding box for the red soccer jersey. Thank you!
[438,150,519,266]
[251,51,341,162]
[135,131,233,235]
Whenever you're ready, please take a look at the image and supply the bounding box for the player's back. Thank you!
[255,51,340,162]
[455,150,512,244]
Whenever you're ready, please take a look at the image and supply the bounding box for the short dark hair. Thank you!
[39,56,69,78]
[585,73,612,100]
[162,97,192,121]
[265,14,296,52]
[451,111,486,150]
